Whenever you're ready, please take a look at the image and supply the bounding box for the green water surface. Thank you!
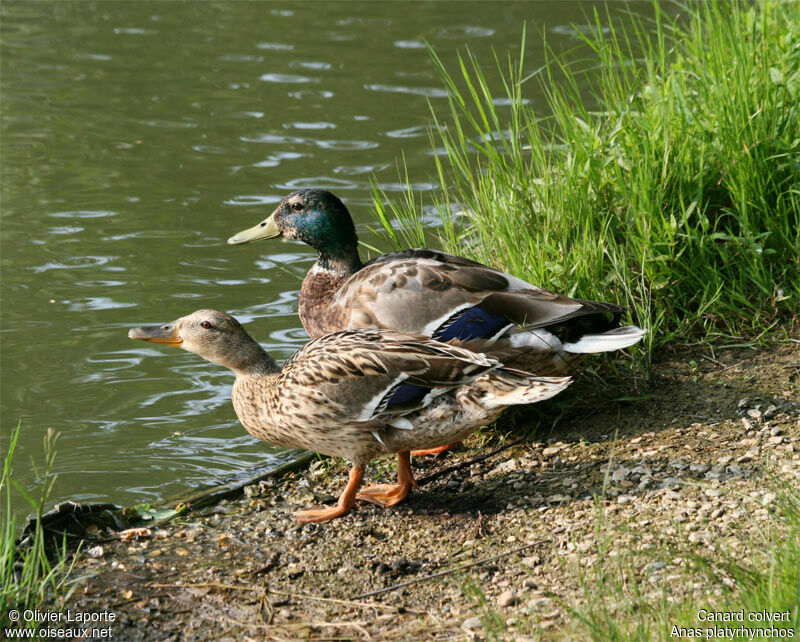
[1,1,657,513]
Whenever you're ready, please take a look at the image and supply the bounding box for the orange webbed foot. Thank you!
[292,466,364,523]
[356,451,416,508]
[357,482,412,507]
[411,443,457,457]
[293,504,354,523]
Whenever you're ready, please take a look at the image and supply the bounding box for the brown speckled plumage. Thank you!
[129,310,571,521]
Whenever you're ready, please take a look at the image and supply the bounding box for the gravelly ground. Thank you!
[64,342,799,640]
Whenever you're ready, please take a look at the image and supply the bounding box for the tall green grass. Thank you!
[1,424,80,629]
[374,1,799,365]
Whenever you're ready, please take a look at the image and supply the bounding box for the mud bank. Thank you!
[62,342,799,640]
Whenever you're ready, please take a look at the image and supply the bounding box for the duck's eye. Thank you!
[291,201,303,211]
[200,321,213,330]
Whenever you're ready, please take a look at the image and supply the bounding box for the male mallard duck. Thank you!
[129,309,570,522]
[228,189,645,365]
[228,189,645,453]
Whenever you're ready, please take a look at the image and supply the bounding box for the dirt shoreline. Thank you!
[62,342,799,640]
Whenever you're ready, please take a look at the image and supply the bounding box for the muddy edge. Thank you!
[64,343,799,640]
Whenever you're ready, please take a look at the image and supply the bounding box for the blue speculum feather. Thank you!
[433,305,509,341]
[387,383,429,408]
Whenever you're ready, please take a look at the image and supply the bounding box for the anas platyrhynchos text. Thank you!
[129,309,571,522]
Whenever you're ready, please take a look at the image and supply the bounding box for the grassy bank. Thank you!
[1,425,79,630]
[375,0,799,369]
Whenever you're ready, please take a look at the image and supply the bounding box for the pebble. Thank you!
[644,561,667,575]
[717,456,733,465]
[490,459,518,475]
[747,409,762,420]
[462,616,482,630]
[612,467,630,481]
[542,446,562,457]
[689,462,710,474]
[726,464,743,478]
[688,530,711,544]
[528,597,552,609]
[770,427,784,437]
[87,546,104,558]
[762,493,777,506]
[497,590,516,607]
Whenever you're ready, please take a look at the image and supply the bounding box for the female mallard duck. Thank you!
[228,189,645,453]
[129,309,570,522]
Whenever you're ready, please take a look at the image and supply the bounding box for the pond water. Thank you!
[1,1,660,515]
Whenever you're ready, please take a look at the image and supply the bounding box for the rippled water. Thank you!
[1,1,658,513]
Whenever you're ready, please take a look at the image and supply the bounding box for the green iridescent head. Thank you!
[228,189,359,261]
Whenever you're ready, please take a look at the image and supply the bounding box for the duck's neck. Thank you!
[299,245,362,338]
[217,339,280,377]
[316,243,362,276]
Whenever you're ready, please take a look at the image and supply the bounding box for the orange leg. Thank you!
[293,466,364,523]
[411,442,460,457]
[357,451,417,508]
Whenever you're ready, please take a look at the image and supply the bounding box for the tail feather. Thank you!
[477,372,572,409]
[561,325,646,354]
